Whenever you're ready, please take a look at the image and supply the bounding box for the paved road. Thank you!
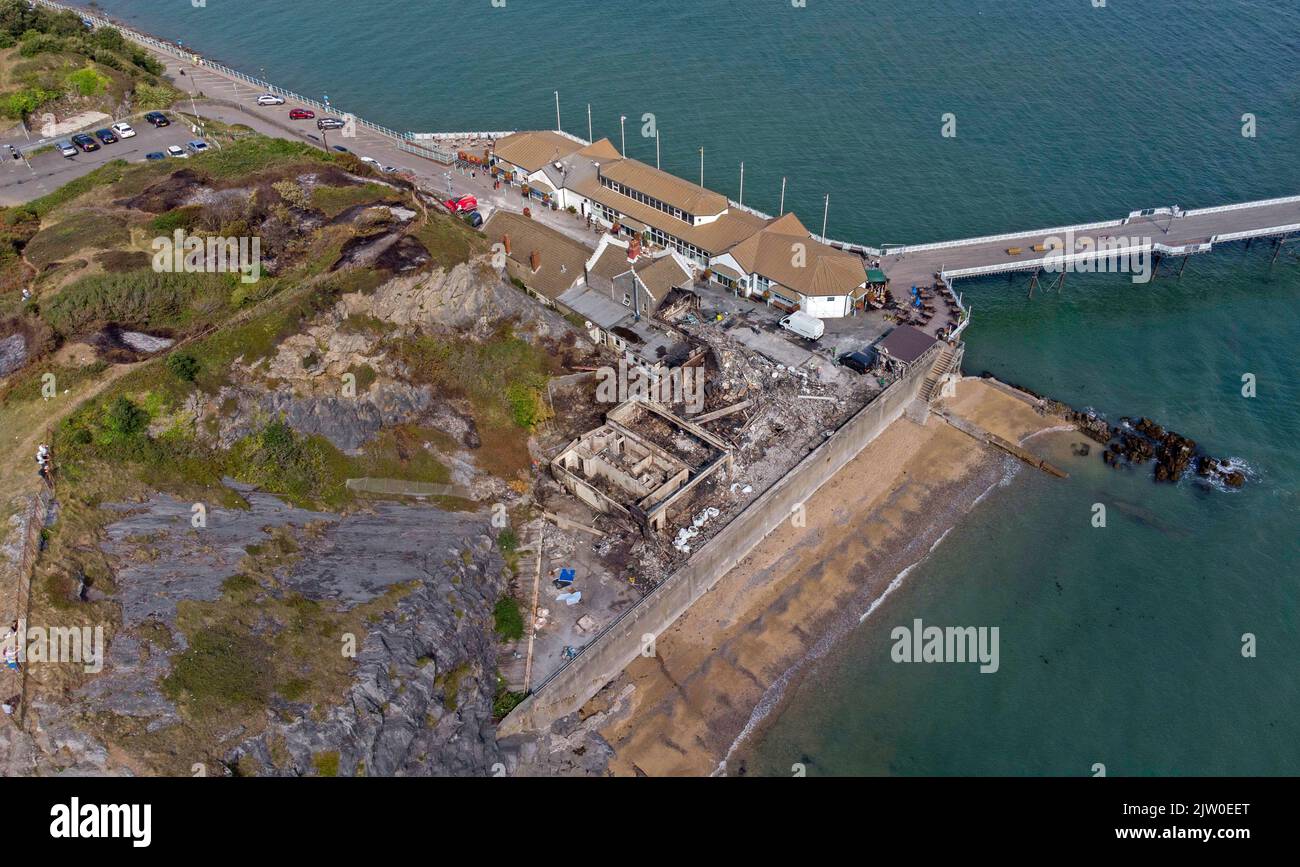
[162,57,604,247]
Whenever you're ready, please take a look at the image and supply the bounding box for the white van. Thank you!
[780,310,825,341]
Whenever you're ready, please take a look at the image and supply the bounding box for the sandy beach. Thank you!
[594,379,1062,776]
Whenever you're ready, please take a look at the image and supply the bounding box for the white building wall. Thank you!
[803,294,851,319]
[707,252,752,293]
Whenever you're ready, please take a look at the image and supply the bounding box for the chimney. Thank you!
[628,235,641,262]
[502,234,511,256]
[530,250,541,272]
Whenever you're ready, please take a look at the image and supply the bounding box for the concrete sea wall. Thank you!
[500,342,944,736]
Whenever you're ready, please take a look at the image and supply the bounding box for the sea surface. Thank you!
[83,0,1300,775]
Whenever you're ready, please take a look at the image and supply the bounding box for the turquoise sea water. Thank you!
[83,0,1300,774]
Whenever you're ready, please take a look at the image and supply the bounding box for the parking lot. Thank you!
[0,112,200,205]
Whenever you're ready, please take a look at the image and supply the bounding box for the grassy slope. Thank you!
[0,130,565,771]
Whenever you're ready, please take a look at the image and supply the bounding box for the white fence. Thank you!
[411,132,518,142]
[1211,222,1300,244]
[895,217,1127,257]
[1185,194,1300,219]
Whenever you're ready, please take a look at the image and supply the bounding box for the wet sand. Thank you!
[596,379,1062,776]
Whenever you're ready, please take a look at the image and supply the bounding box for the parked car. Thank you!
[144,111,170,127]
[444,195,478,214]
[144,151,166,161]
[256,93,285,106]
[779,310,825,341]
[166,145,188,158]
[289,108,315,120]
[331,144,349,153]
[94,128,117,145]
[359,156,381,167]
[56,140,78,158]
[464,210,483,228]
[838,348,877,375]
[380,165,398,174]
[187,140,210,153]
[71,133,99,152]
[316,117,346,130]
[111,122,136,139]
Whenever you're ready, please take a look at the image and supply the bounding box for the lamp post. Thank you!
[620,115,626,156]
[554,91,561,132]
[739,161,744,207]
[699,147,704,187]
[822,194,830,240]
[587,103,592,143]
[779,177,787,215]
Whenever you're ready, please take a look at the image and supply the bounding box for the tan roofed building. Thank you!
[491,130,585,175]
[709,212,868,318]
[482,210,591,304]
[576,165,768,265]
[599,159,729,219]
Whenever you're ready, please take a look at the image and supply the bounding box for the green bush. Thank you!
[2,85,59,119]
[497,528,518,554]
[166,351,200,382]
[149,206,202,234]
[100,395,148,444]
[17,31,63,57]
[230,420,340,508]
[66,66,109,97]
[89,25,127,53]
[41,270,232,338]
[493,596,525,641]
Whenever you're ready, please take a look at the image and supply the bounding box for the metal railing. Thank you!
[398,140,455,165]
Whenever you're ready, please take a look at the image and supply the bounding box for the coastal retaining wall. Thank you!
[500,342,944,736]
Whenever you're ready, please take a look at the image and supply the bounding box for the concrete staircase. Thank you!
[919,344,960,404]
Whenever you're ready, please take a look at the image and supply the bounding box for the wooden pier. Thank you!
[879,196,1300,288]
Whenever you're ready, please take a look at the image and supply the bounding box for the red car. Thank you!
[289,108,315,120]
[445,195,478,214]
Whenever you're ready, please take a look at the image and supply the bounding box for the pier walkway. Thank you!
[873,197,1300,289]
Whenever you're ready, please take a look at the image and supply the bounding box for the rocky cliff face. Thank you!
[3,489,506,776]
[227,529,509,777]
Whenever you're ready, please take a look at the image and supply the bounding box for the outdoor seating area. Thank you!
[887,279,963,338]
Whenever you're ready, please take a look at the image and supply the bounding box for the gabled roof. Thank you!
[482,210,592,300]
[727,212,866,297]
[633,254,692,306]
[599,158,728,216]
[578,137,622,160]
[588,242,636,282]
[492,130,585,174]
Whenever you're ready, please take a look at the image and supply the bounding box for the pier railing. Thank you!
[1183,194,1300,219]
[410,132,519,142]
